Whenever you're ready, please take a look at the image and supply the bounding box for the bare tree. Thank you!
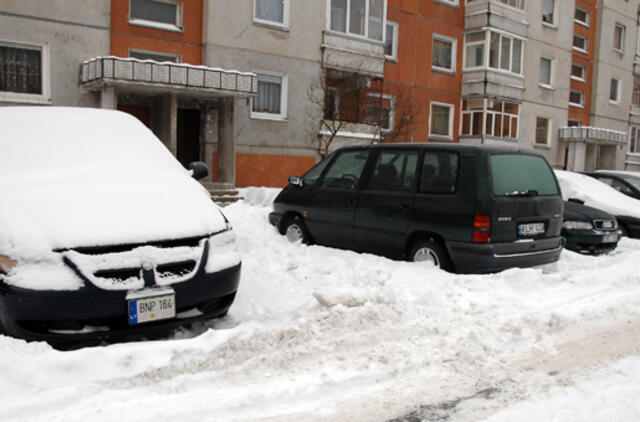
[367,84,422,144]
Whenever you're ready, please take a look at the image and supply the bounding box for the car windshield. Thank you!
[618,174,640,191]
[490,154,559,196]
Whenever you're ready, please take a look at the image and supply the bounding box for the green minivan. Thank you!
[269,143,564,273]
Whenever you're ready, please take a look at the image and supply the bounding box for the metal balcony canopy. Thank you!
[80,56,257,97]
[558,126,627,146]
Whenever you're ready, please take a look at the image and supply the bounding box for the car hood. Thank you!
[563,201,615,222]
[0,173,225,257]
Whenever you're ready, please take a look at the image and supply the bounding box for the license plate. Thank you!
[518,222,545,236]
[127,289,176,325]
[602,234,618,243]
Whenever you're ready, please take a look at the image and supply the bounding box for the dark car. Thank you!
[562,200,619,254]
[584,171,640,200]
[0,108,240,347]
[269,144,564,274]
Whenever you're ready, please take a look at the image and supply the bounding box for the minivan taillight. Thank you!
[472,214,491,243]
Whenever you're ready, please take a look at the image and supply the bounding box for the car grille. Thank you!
[157,260,197,280]
[593,219,617,230]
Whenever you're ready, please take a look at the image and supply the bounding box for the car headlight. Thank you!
[563,221,593,230]
[0,254,18,274]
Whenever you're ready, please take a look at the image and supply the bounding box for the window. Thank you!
[367,150,418,191]
[320,150,370,190]
[535,117,550,145]
[0,41,49,102]
[573,34,588,52]
[254,0,289,28]
[571,63,586,81]
[630,126,640,154]
[464,32,485,68]
[129,0,182,31]
[252,73,287,120]
[437,0,459,5]
[466,0,524,9]
[575,8,590,26]
[432,34,456,72]
[460,99,519,139]
[365,93,394,132]
[385,21,398,61]
[539,57,552,87]
[542,0,555,25]
[429,103,453,139]
[329,0,386,42]
[614,23,625,52]
[610,78,620,103]
[302,155,333,186]
[129,49,180,62]
[569,90,584,107]
[568,120,582,127]
[490,154,559,196]
[489,32,522,74]
[633,75,640,106]
[419,151,458,194]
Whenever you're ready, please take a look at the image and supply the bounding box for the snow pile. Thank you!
[2,188,640,421]
[555,170,640,218]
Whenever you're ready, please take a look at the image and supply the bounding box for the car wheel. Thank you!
[283,216,311,244]
[409,239,453,271]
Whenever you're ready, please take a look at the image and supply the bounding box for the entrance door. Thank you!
[118,105,151,128]
[177,108,201,168]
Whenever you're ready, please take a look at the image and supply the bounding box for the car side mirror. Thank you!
[188,161,209,181]
[288,176,303,187]
[568,197,585,205]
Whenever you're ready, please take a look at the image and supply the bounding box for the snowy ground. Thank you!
[2,187,640,422]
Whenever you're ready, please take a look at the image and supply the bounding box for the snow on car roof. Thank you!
[555,170,640,218]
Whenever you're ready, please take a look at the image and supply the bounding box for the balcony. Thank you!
[465,0,528,38]
[558,126,627,146]
[79,56,257,97]
[322,32,385,77]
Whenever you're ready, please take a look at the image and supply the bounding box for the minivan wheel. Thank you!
[409,239,453,271]
[283,216,311,244]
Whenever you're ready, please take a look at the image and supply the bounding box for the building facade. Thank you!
[2,0,640,188]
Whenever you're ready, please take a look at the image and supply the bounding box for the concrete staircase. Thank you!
[202,182,243,206]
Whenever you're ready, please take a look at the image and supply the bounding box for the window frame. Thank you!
[614,23,626,53]
[0,39,50,104]
[463,31,486,70]
[630,125,640,154]
[128,0,183,32]
[326,0,388,43]
[384,20,399,61]
[573,34,588,53]
[366,92,395,133]
[429,101,454,141]
[418,150,459,195]
[569,90,584,108]
[609,78,621,104]
[535,117,551,146]
[250,71,288,121]
[366,149,419,192]
[129,48,181,63]
[570,63,586,82]
[460,98,519,140]
[542,0,557,27]
[574,7,590,27]
[463,29,523,75]
[539,56,553,88]
[253,0,290,30]
[432,33,457,74]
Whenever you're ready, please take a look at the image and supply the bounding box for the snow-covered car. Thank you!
[584,170,640,200]
[555,170,640,238]
[0,107,240,345]
[562,200,619,254]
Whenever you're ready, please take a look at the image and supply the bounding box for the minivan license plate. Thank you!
[128,292,175,325]
[518,222,545,236]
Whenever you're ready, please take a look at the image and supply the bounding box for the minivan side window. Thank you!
[301,155,333,186]
[320,150,370,190]
[367,150,418,191]
[490,154,559,196]
[419,151,459,194]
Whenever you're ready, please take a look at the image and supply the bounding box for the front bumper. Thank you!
[562,229,619,254]
[0,263,240,344]
[447,236,564,274]
[269,212,282,230]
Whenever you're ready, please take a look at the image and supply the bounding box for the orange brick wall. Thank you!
[569,0,597,125]
[110,0,203,64]
[212,153,318,188]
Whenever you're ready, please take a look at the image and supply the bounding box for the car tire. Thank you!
[283,216,311,244]
[409,238,453,271]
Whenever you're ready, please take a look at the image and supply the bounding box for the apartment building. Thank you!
[2,0,640,189]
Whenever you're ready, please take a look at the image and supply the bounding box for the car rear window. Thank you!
[490,154,559,196]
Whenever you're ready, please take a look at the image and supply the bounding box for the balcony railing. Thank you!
[558,126,627,145]
[466,0,525,10]
[79,56,257,96]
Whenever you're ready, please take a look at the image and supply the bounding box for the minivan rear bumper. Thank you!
[446,236,564,274]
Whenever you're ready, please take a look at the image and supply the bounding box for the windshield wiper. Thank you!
[505,190,538,197]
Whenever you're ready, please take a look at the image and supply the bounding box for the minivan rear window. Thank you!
[490,154,559,196]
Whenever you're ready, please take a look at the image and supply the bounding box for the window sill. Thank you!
[534,144,551,150]
[572,47,589,55]
[323,29,384,46]
[613,48,625,57]
[541,21,558,30]
[432,66,456,75]
[574,20,590,28]
[385,56,398,63]
[434,0,459,8]
[609,100,621,106]
[253,20,289,32]
[250,112,288,122]
[569,103,584,109]
[428,135,453,142]
[0,93,51,105]
[570,76,586,83]
[539,84,554,91]
[128,18,183,33]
